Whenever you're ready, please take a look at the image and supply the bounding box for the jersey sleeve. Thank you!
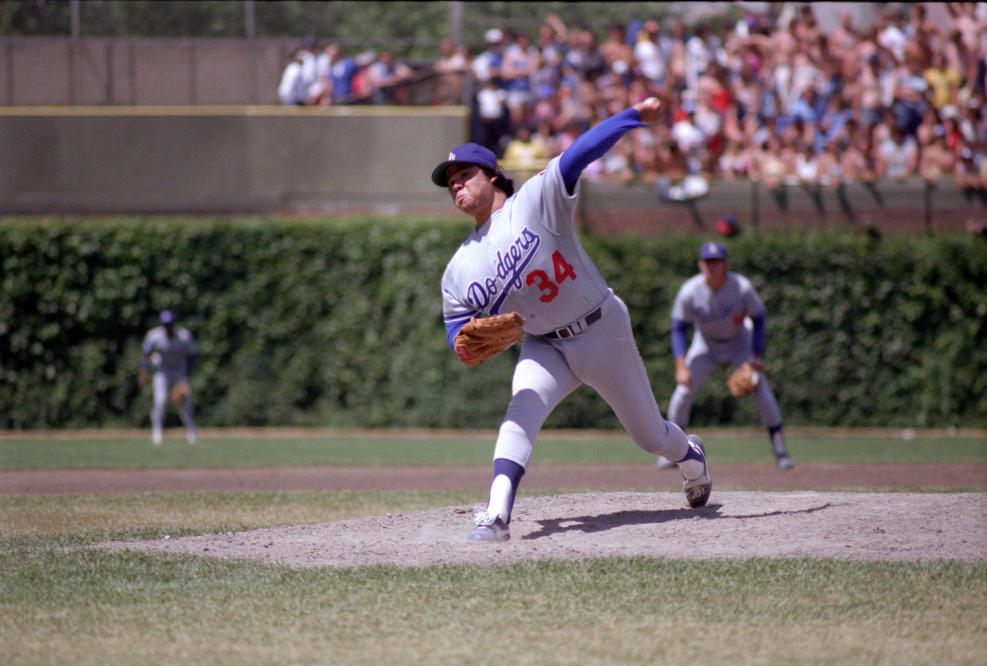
[671,319,692,357]
[441,267,481,350]
[514,109,645,236]
[558,108,644,193]
[141,330,154,355]
[670,281,694,322]
[443,299,475,349]
[512,156,579,236]
[739,275,766,318]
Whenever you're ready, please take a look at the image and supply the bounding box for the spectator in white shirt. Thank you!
[277,50,310,105]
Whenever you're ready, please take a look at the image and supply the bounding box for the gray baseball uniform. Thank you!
[434,106,712,541]
[141,312,197,444]
[667,271,782,428]
[665,242,792,468]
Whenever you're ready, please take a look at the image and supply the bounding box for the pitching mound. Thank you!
[92,491,986,568]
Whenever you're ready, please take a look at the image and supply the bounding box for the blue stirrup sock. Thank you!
[768,424,786,455]
[487,458,525,523]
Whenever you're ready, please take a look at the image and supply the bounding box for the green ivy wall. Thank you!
[1,217,984,429]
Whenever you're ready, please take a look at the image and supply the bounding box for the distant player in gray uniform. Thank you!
[660,242,793,469]
[433,97,712,543]
[138,310,198,445]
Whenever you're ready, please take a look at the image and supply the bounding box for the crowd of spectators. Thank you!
[277,36,413,107]
[279,4,987,204]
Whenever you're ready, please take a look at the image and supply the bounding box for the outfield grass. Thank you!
[1,430,985,469]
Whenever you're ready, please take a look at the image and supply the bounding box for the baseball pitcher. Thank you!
[434,97,712,543]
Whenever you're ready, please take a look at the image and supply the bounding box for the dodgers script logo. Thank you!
[466,227,541,313]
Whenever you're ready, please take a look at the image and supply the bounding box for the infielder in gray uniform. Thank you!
[660,242,793,469]
[434,97,712,543]
[138,310,198,445]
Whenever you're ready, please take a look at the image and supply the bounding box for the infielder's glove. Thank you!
[727,362,760,398]
[453,312,526,367]
[170,380,190,405]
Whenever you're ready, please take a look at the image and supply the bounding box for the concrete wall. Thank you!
[579,178,980,234]
[0,106,980,231]
[0,37,444,107]
[0,106,470,214]
[1,38,296,105]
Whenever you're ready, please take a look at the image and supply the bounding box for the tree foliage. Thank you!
[0,1,695,57]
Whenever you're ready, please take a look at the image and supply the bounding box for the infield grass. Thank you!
[1,521,984,666]
[0,490,478,536]
[1,429,985,470]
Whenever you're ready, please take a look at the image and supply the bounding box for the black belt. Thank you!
[545,307,602,340]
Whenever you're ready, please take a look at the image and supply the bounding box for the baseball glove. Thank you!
[727,362,760,398]
[453,312,526,367]
[170,380,190,405]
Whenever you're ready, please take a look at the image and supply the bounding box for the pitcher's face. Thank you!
[446,164,496,215]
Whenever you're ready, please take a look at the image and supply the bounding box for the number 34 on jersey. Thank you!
[527,250,577,302]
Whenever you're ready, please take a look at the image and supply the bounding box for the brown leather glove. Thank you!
[453,313,526,367]
[170,380,190,405]
[727,362,760,398]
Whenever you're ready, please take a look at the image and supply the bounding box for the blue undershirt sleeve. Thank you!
[446,320,466,350]
[671,319,691,358]
[559,108,645,194]
[751,313,766,356]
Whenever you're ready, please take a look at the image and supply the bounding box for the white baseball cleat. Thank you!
[776,454,794,470]
[681,434,711,508]
[152,431,163,445]
[468,511,510,542]
[187,430,197,445]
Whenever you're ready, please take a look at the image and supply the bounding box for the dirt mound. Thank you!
[92,491,987,568]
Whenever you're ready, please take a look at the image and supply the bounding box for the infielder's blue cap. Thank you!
[159,310,176,325]
[431,143,499,187]
[699,241,728,260]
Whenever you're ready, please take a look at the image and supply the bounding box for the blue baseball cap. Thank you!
[431,143,500,187]
[699,241,728,260]
[159,310,176,325]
